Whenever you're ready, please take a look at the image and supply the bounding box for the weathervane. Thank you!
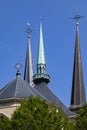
[70,10,85,23]
[26,22,32,37]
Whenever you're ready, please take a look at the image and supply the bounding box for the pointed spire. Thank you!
[33,21,50,84]
[24,23,34,86]
[37,21,46,65]
[70,22,86,112]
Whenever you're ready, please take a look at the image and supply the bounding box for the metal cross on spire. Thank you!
[70,11,85,23]
[70,14,85,21]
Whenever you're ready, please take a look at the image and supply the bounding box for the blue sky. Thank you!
[0,0,87,106]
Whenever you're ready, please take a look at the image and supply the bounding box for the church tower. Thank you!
[24,23,34,86]
[33,21,74,117]
[33,21,50,84]
[69,21,86,112]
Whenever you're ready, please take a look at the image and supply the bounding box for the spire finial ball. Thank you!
[27,35,30,39]
[76,22,79,26]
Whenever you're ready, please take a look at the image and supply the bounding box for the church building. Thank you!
[0,18,86,119]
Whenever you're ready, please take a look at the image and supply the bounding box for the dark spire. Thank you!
[70,22,86,112]
[33,21,50,84]
[24,23,34,86]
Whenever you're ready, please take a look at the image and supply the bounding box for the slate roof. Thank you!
[0,75,48,100]
[34,82,75,116]
[0,73,75,116]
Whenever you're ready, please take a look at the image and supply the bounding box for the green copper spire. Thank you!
[38,21,46,65]
[33,21,50,84]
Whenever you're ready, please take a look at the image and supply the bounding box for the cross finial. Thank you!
[26,22,32,38]
[70,11,85,23]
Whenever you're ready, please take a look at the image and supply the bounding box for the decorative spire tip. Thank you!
[76,22,79,26]
[40,17,43,21]
[70,11,85,23]
[15,63,22,76]
[25,22,32,38]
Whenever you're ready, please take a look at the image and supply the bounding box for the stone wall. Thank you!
[0,102,20,119]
